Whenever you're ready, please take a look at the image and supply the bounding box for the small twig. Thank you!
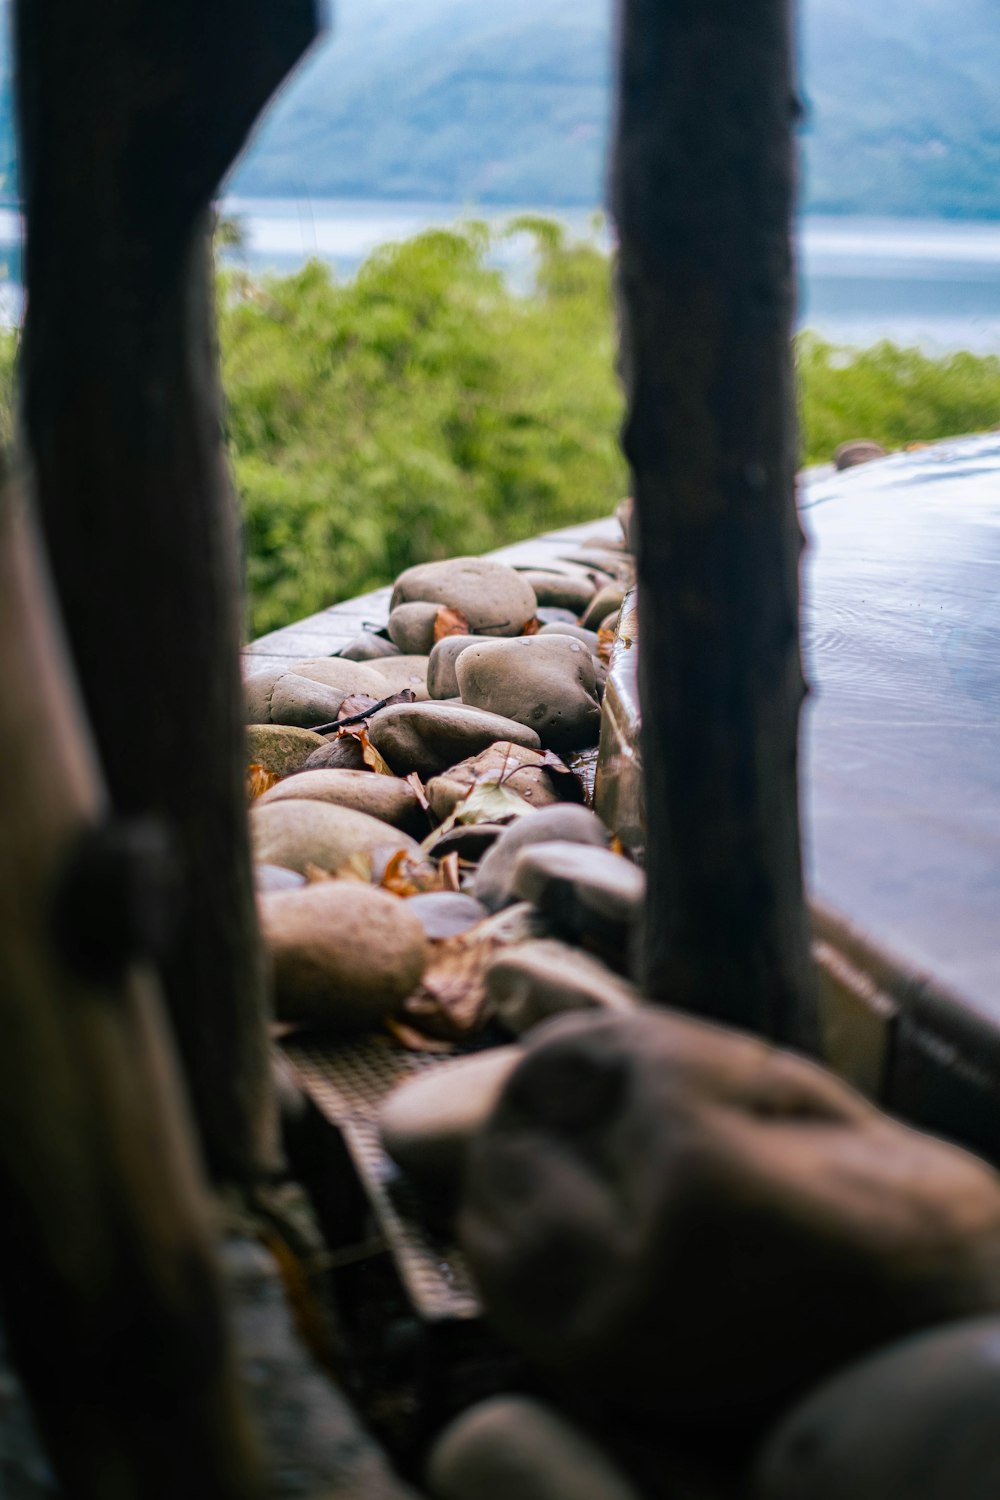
[309,688,415,735]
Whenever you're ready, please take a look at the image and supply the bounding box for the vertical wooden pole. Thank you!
[612,0,817,1048]
[15,0,321,1182]
[0,471,260,1500]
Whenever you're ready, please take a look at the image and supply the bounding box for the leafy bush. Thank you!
[1,222,998,637]
[220,221,625,635]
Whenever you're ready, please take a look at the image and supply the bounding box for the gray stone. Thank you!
[301,735,370,773]
[456,636,601,751]
[427,635,478,699]
[368,703,541,780]
[757,1318,1000,1500]
[537,621,600,649]
[834,438,887,470]
[365,654,431,701]
[461,1008,1000,1425]
[338,631,401,662]
[255,863,307,894]
[391,556,537,637]
[518,570,599,614]
[486,940,639,1036]
[246,724,327,776]
[429,824,504,863]
[512,841,645,952]
[260,882,427,1028]
[428,1397,643,1500]
[379,1047,520,1195]
[581,584,627,631]
[251,799,426,876]
[403,892,489,940]
[246,658,390,726]
[387,601,440,656]
[258,768,427,836]
[474,806,610,912]
[427,742,571,821]
[536,606,582,626]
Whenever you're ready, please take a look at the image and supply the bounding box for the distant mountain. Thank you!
[2,0,999,217]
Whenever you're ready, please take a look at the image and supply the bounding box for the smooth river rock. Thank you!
[246,724,326,776]
[512,841,645,957]
[391,556,537,637]
[537,621,600,650]
[580,583,627,631]
[426,741,570,821]
[486,939,639,1036]
[387,602,440,656]
[368,703,541,780]
[456,635,601,751]
[365,654,431,701]
[254,863,307,895]
[261,883,427,1029]
[301,735,371,774]
[403,892,489,941]
[258,768,427,837]
[518,569,600,614]
[250,799,426,876]
[474,806,610,912]
[379,1047,521,1197]
[338,630,401,662]
[246,658,389,727]
[428,1397,643,1500]
[427,635,479,699]
[757,1317,1000,1500]
[460,1008,1000,1427]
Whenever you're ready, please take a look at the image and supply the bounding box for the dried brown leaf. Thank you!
[439,850,461,892]
[337,693,382,721]
[597,626,616,665]
[405,771,432,813]
[248,763,281,802]
[521,616,542,636]
[338,723,394,776]
[434,605,471,642]
[396,931,499,1042]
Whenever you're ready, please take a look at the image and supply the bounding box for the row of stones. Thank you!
[247,517,1000,1500]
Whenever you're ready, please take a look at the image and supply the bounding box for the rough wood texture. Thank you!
[15,0,321,1182]
[0,474,261,1499]
[612,0,817,1047]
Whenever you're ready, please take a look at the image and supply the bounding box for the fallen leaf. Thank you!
[338,724,394,776]
[597,627,616,664]
[439,850,461,892]
[405,771,432,813]
[379,848,445,897]
[421,776,534,855]
[434,605,471,642]
[337,693,382,721]
[247,763,281,802]
[394,930,499,1041]
[521,616,542,636]
[537,748,586,804]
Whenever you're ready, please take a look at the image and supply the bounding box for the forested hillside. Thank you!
[0,0,997,216]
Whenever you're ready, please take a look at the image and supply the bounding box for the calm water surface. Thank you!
[2,203,1000,351]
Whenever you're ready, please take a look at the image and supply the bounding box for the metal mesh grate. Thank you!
[283,1033,481,1322]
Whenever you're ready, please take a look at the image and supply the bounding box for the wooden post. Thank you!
[612,0,818,1048]
[15,0,321,1183]
[0,468,260,1499]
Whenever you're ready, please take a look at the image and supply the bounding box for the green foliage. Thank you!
[796,334,1000,464]
[221,221,625,636]
[0,224,998,639]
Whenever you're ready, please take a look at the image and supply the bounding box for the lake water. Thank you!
[2,201,1000,352]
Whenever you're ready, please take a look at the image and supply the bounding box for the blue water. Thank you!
[2,202,1000,352]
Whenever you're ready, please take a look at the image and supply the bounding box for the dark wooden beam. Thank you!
[15,0,322,1182]
[0,470,260,1500]
[612,0,817,1048]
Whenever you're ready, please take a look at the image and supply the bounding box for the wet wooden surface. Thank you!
[801,434,1000,1024]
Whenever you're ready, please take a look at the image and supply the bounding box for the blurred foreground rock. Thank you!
[460,1008,1000,1429]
